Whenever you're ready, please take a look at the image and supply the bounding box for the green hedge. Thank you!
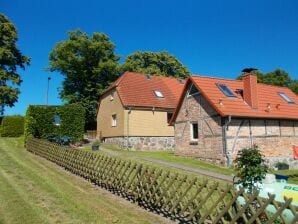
[1,115,24,137]
[24,104,85,142]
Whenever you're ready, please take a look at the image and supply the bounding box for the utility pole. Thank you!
[46,77,51,105]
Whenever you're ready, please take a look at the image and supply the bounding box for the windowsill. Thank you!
[189,140,198,145]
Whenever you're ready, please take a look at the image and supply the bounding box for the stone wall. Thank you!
[226,119,298,168]
[174,88,225,165]
[104,136,175,151]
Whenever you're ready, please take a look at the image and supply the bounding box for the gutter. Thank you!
[223,115,232,166]
[126,108,131,149]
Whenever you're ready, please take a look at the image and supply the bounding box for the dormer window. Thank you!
[154,90,164,98]
[217,84,236,97]
[278,92,294,104]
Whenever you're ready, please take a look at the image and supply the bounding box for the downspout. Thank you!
[223,115,232,166]
[126,108,131,149]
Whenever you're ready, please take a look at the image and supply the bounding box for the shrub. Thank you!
[275,162,289,170]
[234,145,268,192]
[24,104,85,143]
[1,115,24,137]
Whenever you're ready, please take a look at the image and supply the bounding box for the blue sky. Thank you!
[2,0,298,115]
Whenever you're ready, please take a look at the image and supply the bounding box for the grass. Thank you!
[95,143,234,176]
[86,143,298,184]
[0,137,171,224]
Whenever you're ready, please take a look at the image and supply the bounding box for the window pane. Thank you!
[192,123,198,140]
[217,84,236,97]
[278,92,294,104]
[188,84,199,96]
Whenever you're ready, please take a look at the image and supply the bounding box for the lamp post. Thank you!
[46,77,51,105]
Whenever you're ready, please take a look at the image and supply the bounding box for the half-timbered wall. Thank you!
[226,119,298,168]
[174,92,225,165]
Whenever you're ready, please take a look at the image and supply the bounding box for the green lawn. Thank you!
[100,144,234,175]
[95,144,298,184]
[0,137,171,224]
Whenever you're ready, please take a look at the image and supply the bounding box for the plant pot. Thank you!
[92,145,99,151]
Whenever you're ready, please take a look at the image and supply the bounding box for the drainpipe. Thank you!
[223,115,232,166]
[126,108,131,149]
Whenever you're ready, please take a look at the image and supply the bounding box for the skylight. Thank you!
[278,92,295,104]
[217,84,236,97]
[154,90,164,98]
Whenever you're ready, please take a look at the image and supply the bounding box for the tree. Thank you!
[121,51,190,79]
[237,68,298,94]
[49,30,119,129]
[234,145,268,192]
[0,14,30,114]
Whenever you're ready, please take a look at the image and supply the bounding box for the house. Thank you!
[171,73,298,168]
[97,72,185,150]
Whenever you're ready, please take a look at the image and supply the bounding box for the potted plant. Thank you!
[92,140,101,151]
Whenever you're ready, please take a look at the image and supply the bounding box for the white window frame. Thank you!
[111,114,117,127]
[190,122,199,141]
[154,90,164,98]
[278,92,295,104]
[187,84,200,98]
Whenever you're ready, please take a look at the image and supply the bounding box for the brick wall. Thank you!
[226,119,298,168]
[174,92,225,165]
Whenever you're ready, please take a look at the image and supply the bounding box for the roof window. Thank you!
[178,79,184,84]
[278,92,294,104]
[187,84,199,97]
[217,83,236,97]
[154,90,164,98]
[146,74,151,80]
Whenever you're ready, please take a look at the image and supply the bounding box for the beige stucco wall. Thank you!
[97,89,174,138]
[97,89,125,138]
[124,109,174,136]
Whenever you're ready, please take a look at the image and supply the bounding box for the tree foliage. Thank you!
[48,30,119,128]
[0,14,30,114]
[234,145,268,192]
[237,68,298,94]
[121,51,190,79]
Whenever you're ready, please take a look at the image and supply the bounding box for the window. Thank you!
[110,92,114,101]
[111,114,117,127]
[190,122,198,141]
[167,112,173,123]
[154,90,164,98]
[187,84,199,97]
[278,92,295,104]
[54,115,61,126]
[217,84,236,97]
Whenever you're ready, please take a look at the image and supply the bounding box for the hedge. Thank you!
[1,115,24,137]
[24,104,85,142]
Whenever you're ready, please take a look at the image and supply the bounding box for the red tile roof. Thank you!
[171,75,298,122]
[104,72,185,109]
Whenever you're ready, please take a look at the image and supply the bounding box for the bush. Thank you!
[234,145,268,192]
[275,162,289,170]
[24,104,85,143]
[1,115,24,137]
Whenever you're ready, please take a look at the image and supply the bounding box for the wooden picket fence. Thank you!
[27,138,298,224]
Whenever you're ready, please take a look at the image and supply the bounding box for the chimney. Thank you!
[243,73,258,109]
